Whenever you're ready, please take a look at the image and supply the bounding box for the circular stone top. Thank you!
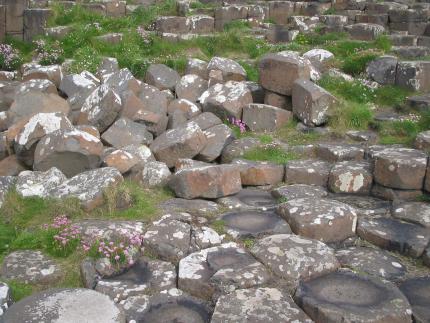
[219,210,291,238]
[295,271,412,322]
[3,288,126,323]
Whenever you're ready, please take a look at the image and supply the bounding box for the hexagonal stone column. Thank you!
[400,277,430,323]
[285,159,331,186]
[328,161,373,194]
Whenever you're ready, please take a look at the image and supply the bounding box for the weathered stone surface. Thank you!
[97,57,119,83]
[1,250,62,285]
[0,155,25,177]
[336,246,406,280]
[75,220,144,242]
[0,176,16,208]
[169,164,242,199]
[174,158,210,172]
[207,57,246,82]
[346,23,385,40]
[211,287,312,323]
[219,210,291,238]
[15,167,66,198]
[145,64,180,91]
[392,201,430,228]
[175,74,208,102]
[150,122,207,168]
[259,51,311,95]
[77,84,122,133]
[316,143,364,162]
[242,103,291,132]
[366,56,399,85]
[232,159,284,186]
[197,124,235,162]
[396,61,430,92]
[199,81,253,119]
[271,184,328,200]
[14,112,73,166]
[415,130,430,152]
[188,111,221,130]
[48,167,123,211]
[292,79,336,127]
[217,188,278,211]
[131,161,171,188]
[103,149,139,174]
[178,242,271,301]
[22,65,63,87]
[59,71,99,98]
[34,129,103,177]
[400,277,430,323]
[185,58,208,80]
[372,147,427,190]
[295,271,412,323]
[221,137,261,163]
[251,234,339,284]
[264,90,292,110]
[331,194,391,217]
[16,78,57,96]
[371,183,423,201]
[285,159,331,186]
[328,161,373,194]
[159,198,220,217]
[278,198,357,243]
[168,99,201,124]
[3,288,126,323]
[104,68,140,97]
[0,281,11,318]
[357,217,430,257]
[101,118,153,148]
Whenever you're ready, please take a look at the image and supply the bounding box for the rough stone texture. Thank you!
[101,118,153,149]
[207,57,246,82]
[316,143,365,162]
[232,159,284,186]
[197,124,235,162]
[199,81,253,119]
[285,159,331,186]
[48,167,123,211]
[1,250,62,285]
[292,79,336,127]
[178,242,271,301]
[219,210,291,238]
[131,161,171,188]
[372,147,427,190]
[103,149,139,174]
[175,74,208,102]
[346,23,385,40]
[150,122,207,168]
[159,198,220,217]
[211,287,312,323]
[366,56,399,85]
[75,220,144,242]
[221,137,261,163]
[15,167,66,198]
[357,217,430,258]
[328,161,373,194]
[295,271,412,323]
[392,201,430,228]
[34,129,103,177]
[0,281,11,318]
[217,189,278,211]
[259,51,311,96]
[0,176,16,208]
[59,71,99,98]
[22,65,63,88]
[335,246,406,281]
[400,277,430,323]
[331,194,390,217]
[278,197,357,243]
[169,164,242,199]
[251,234,339,284]
[0,156,25,177]
[103,68,140,97]
[396,61,430,92]
[415,130,430,152]
[189,112,221,130]
[145,64,180,91]
[3,288,126,323]
[371,183,423,202]
[242,103,291,132]
[272,184,328,200]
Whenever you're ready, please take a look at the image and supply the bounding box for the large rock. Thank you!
[59,71,99,98]
[145,64,180,91]
[150,122,207,168]
[34,129,103,177]
[294,271,412,323]
[197,124,235,162]
[0,155,26,177]
[104,68,140,97]
[232,159,284,186]
[101,118,153,148]
[131,161,171,188]
[328,161,373,194]
[366,56,398,85]
[242,103,291,132]
[272,184,328,200]
[346,23,385,40]
[207,57,246,82]
[0,176,16,208]
[175,74,208,102]
[392,201,430,228]
[395,61,430,92]
[316,143,364,162]
[3,288,126,323]
[400,277,430,323]
[278,198,357,243]
[292,79,336,127]
[169,164,242,199]
[221,137,261,163]
[285,159,331,186]
[211,287,312,323]
[199,81,253,119]
[16,167,66,198]
[217,188,278,211]
[22,65,63,87]
[259,51,311,95]
[251,234,339,284]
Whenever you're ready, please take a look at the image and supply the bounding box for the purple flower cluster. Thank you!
[34,39,65,66]
[0,44,22,71]
[229,117,247,133]
[43,215,81,253]
[136,26,152,45]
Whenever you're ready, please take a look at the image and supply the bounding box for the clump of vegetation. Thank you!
[341,51,379,76]
[34,39,65,65]
[0,43,22,71]
[243,144,298,164]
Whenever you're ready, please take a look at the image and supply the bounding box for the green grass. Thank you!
[275,119,324,145]
[211,220,226,235]
[341,52,379,76]
[239,61,259,82]
[318,75,375,104]
[223,20,251,32]
[6,280,34,302]
[330,102,374,131]
[242,145,298,164]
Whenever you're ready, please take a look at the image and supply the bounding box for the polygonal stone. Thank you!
[59,71,99,98]
[303,48,334,70]
[251,234,339,284]
[292,79,336,126]
[0,176,16,208]
[278,198,357,243]
[218,210,291,238]
[97,57,119,82]
[328,160,373,194]
[169,164,242,199]
[3,289,126,323]
[159,198,220,217]
[415,130,430,152]
[199,81,253,120]
[185,58,208,80]
[242,103,292,132]
[211,287,312,323]
[331,194,391,217]
[34,129,103,177]
[175,74,208,102]
[271,184,328,200]
[145,64,180,91]
[188,111,221,130]
[316,143,364,162]
[207,57,246,82]
[335,246,407,280]
[392,201,430,228]
[259,51,311,95]
[400,277,430,323]
[150,122,207,168]
[294,271,412,323]
[104,68,140,97]
[75,220,145,242]
[174,158,211,172]
[372,147,428,190]
[22,65,63,87]
[221,137,261,163]
[103,149,139,174]
[77,84,122,132]
[1,250,62,285]
[217,188,278,211]
[178,242,271,301]
[16,79,58,96]
[371,183,423,201]
[285,159,331,186]
[396,61,430,92]
[366,55,398,85]
[101,118,153,148]
[346,23,385,40]
[131,161,171,188]
[197,124,235,162]
[357,217,430,257]
[16,167,66,198]
[0,155,25,177]
[232,159,284,186]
